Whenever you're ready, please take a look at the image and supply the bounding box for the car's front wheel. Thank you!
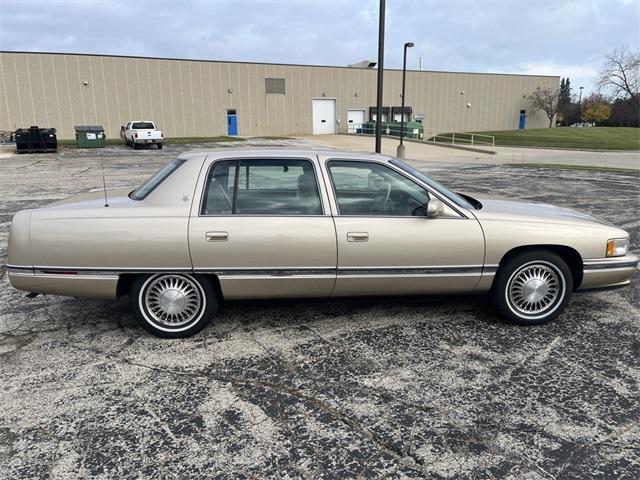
[492,250,573,325]
[130,273,218,338]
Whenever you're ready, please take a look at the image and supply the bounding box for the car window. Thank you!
[132,122,155,129]
[328,160,430,216]
[201,159,322,215]
[390,158,474,210]
[130,158,186,200]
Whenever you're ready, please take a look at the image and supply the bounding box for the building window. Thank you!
[265,78,286,95]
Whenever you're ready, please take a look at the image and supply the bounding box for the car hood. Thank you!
[471,196,614,227]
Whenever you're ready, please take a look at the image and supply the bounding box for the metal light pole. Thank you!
[374,0,385,153]
[578,86,584,124]
[396,42,414,159]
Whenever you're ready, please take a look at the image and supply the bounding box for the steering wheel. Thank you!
[370,182,391,214]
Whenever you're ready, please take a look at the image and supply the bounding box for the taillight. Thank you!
[134,133,138,138]
[161,132,164,138]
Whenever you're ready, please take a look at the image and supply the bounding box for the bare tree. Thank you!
[527,87,561,127]
[596,46,639,99]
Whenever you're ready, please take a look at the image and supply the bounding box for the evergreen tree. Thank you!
[558,77,576,125]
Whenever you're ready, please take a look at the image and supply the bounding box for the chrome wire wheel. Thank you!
[141,274,205,330]
[506,261,565,319]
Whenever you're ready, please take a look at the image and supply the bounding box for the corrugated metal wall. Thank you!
[0,52,559,139]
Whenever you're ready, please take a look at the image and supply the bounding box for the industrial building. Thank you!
[0,51,559,139]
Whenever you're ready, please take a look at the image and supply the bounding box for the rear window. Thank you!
[132,122,155,129]
[129,158,186,200]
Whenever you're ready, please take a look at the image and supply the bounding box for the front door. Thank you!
[227,109,238,135]
[189,156,336,299]
[323,159,485,296]
[518,110,526,129]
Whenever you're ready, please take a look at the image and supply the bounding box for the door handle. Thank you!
[206,231,228,242]
[347,232,369,242]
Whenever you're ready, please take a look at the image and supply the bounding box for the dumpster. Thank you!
[15,126,57,153]
[74,125,106,148]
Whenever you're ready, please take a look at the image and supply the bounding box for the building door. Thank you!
[347,109,365,133]
[518,110,526,129]
[227,109,238,136]
[312,99,336,134]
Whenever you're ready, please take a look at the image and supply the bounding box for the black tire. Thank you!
[491,250,573,326]
[157,143,163,150]
[129,273,218,338]
[132,141,139,150]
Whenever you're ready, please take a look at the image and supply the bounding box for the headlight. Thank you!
[606,238,629,257]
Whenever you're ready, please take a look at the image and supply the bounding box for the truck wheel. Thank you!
[132,141,139,150]
[130,273,218,338]
[157,143,163,150]
[491,250,573,326]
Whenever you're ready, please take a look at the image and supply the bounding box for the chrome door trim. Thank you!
[9,264,496,278]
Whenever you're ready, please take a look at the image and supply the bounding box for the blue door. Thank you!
[227,110,238,136]
[518,110,526,129]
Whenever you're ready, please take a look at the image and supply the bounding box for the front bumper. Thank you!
[578,255,639,292]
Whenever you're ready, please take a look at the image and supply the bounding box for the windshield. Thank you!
[129,158,186,200]
[132,122,155,129]
[389,158,475,210]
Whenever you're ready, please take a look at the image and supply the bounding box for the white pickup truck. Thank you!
[121,121,164,149]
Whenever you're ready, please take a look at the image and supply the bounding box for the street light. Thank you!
[578,86,584,124]
[396,42,414,158]
[374,0,386,153]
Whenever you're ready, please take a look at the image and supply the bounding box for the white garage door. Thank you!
[312,99,336,134]
[347,109,365,133]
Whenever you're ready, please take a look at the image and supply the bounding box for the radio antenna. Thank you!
[101,158,109,207]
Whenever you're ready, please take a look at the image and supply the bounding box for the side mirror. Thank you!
[427,199,444,217]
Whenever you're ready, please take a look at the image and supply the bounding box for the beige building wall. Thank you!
[0,51,559,139]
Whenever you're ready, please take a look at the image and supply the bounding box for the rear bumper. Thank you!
[132,138,162,144]
[8,266,118,299]
[578,255,638,292]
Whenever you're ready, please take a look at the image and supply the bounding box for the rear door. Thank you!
[321,157,485,296]
[189,155,336,299]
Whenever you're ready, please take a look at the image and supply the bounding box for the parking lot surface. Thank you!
[1,142,639,479]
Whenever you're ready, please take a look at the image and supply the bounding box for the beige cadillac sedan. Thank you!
[7,149,638,337]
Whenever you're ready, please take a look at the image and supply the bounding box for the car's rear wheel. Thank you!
[132,141,139,150]
[491,250,573,325]
[130,273,218,338]
[157,143,163,150]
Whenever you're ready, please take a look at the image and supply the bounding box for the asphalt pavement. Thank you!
[1,141,638,479]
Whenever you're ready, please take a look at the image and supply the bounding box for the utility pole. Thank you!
[374,0,385,153]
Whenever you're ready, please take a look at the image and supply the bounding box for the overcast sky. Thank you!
[1,0,638,95]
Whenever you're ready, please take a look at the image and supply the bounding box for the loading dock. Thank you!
[312,99,336,134]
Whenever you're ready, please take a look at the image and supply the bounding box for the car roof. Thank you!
[178,148,393,162]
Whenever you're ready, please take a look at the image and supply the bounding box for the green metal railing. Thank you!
[345,122,495,148]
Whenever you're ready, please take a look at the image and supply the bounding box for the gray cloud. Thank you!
[0,0,638,94]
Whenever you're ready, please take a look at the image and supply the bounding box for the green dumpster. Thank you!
[74,125,106,148]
